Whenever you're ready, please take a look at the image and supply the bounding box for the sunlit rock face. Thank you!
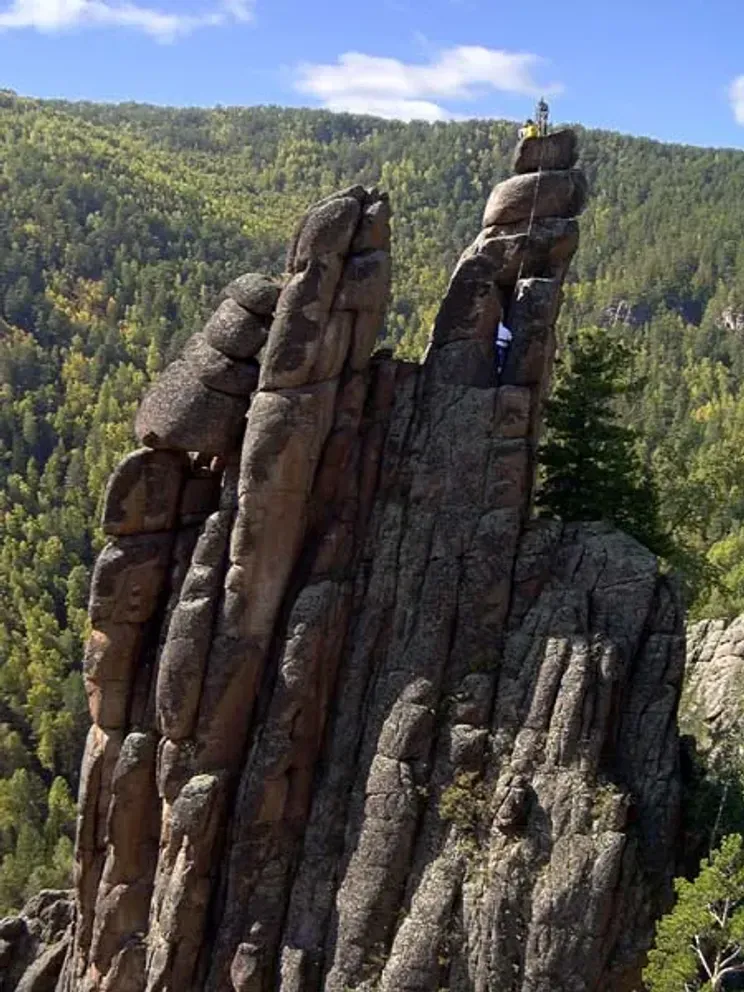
[5,135,685,992]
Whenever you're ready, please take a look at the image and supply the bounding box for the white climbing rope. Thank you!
[515,133,547,287]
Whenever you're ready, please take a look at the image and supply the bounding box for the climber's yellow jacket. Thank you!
[519,123,539,141]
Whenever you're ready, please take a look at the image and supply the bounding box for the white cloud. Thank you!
[730,75,744,125]
[0,0,254,40]
[295,46,562,122]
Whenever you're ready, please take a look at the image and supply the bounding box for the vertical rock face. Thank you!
[683,616,744,756]
[5,136,685,992]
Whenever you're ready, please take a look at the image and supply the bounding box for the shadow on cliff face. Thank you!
[679,733,744,879]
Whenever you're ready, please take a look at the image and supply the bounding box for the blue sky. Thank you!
[2,0,744,149]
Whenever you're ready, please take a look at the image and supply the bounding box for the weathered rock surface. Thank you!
[512,128,579,174]
[134,360,250,457]
[7,130,687,992]
[683,616,744,757]
[483,169,587,227]
[135,277,277,457]
[102,449,188,537]
[184,335,260,397]
[220,273,282,318]
[0,890,72,992]
[206,299,271,360]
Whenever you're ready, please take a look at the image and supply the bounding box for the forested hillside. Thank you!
[3,90,744,912]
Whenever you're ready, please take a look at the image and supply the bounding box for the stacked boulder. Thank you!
[66,271,281,991]
[7,133,685,992]
[427,128,585,462]
[135,273,279,456]
[56,185,394,992]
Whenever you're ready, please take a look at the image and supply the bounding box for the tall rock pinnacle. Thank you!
[4,131,685,992]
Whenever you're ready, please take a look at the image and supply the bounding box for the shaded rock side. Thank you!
[7,130,686,992]
[0,890,72,992]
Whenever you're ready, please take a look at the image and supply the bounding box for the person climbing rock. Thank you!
[495,321,513,379]
[518,118,539,141]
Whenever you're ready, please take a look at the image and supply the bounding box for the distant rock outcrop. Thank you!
[0,890,72,992]
[4,136,685,992]
[683,616,744,757]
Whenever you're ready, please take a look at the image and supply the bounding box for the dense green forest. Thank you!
[3,90,744,911]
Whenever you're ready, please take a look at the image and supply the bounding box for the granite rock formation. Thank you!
[684,616,744,758]
[4,135,686,992]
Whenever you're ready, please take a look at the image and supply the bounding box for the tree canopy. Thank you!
[536,326,667,555]
[644,834,744,992]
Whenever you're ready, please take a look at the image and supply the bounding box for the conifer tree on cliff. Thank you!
[643,833,744,992]
[536,325,667,554]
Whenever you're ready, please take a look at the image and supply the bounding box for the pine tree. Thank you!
[644,834,744,992]
[536,326,667,555]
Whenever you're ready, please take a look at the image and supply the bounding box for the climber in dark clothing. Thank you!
[536,98,549,136]
[495,321,512,381]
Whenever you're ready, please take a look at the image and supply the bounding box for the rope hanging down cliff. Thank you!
[515,100,550,285]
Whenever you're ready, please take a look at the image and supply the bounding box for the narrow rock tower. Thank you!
[4,131,683,992]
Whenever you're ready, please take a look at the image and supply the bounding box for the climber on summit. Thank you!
[519,118,539,141]
[495,321,512,380]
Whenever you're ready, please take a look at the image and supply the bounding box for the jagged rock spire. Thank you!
[5,132,684,992]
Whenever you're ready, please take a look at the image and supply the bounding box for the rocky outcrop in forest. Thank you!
[3,130,685,992]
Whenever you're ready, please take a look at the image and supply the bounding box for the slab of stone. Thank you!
[90,881,151,976]
[183,334,260,397]
[432,253,502,347]
[351,195,392,253]
[504,278,562,387]
[135,360,249,457]
[178,472,222,525]
[347,311,384,371]
[483,169,588,227]
[102,448,187,537]
[14,936,68,992]
[83,622,142,729]
[156,738,195,802]
[495,385,532,439]
[513,128,579,174]
[335,250,392,313]
[102,733,158,886]
[238,385,336,502]
[472,216,580,287]
[77,725,123,855]
[260,309,353,391]
[294,195,363,269]
[88,533,172,626]
[220,273,282,317]
[259,308,325,392]
[205,298,270,360]
[259,257,347,390]
[288,186,366,272]
[274,256,342,316]
[427,337,495,388]
[158,596,221,741]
